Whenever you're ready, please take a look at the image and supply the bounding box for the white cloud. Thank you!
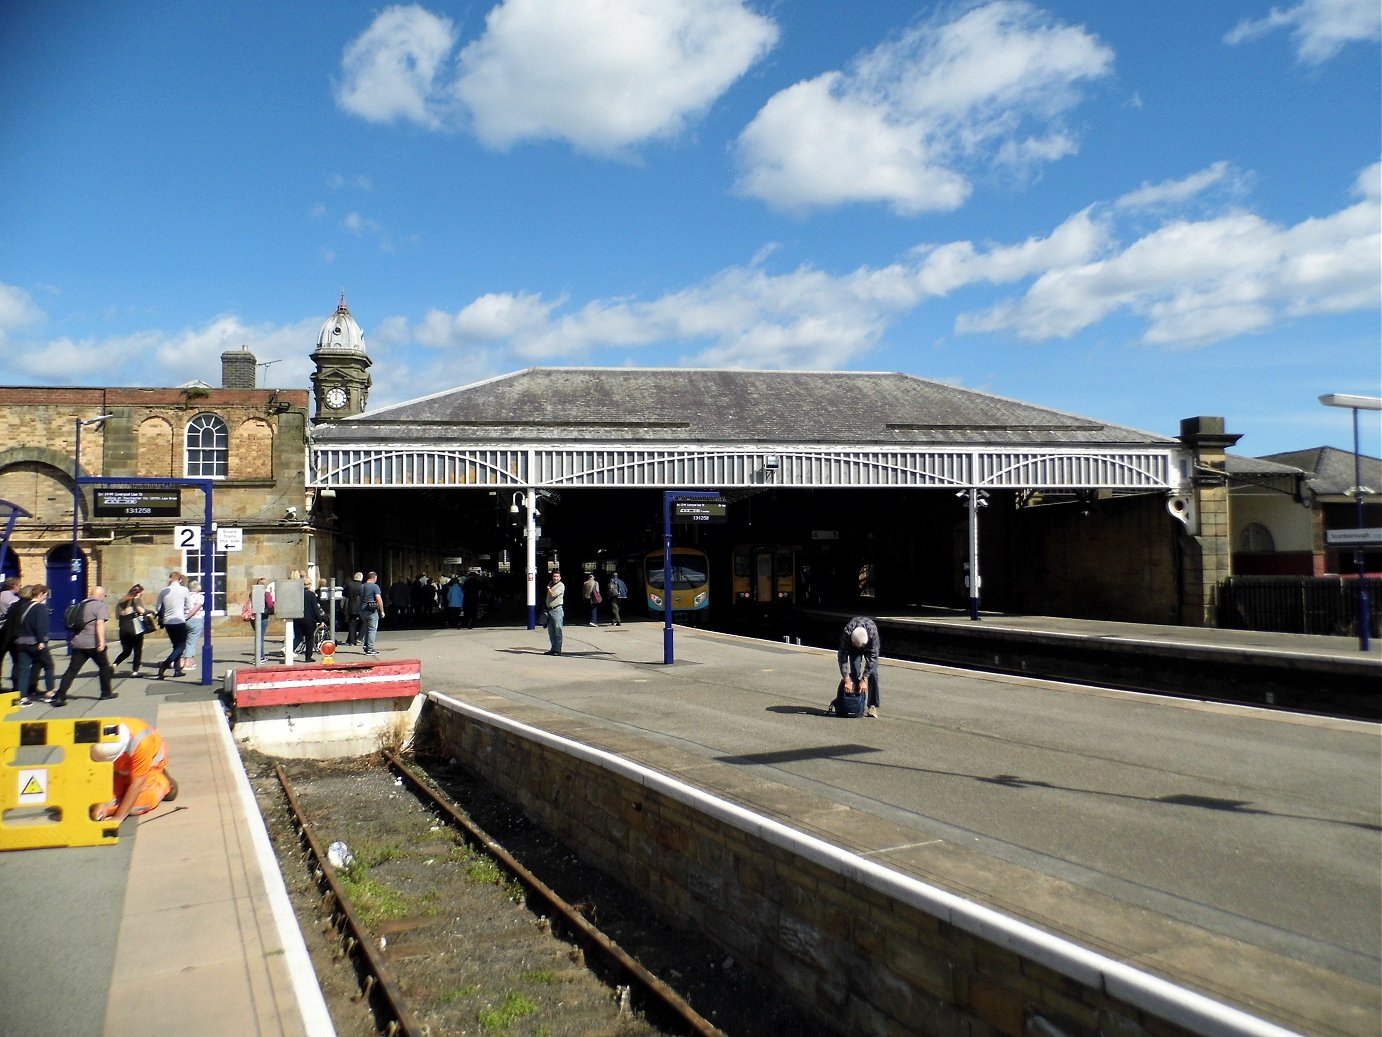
[0,312,321,390]
[1115,161,1242,211]
[734,0,1113,214]
[456,0,777,154]
[386,211,1104,368]
[414,292,561,348]
[958,163,1381,347]
[0,282,45,349]
[1226,0,1381,64]
[334,5,458,129]
[336,0,777,155]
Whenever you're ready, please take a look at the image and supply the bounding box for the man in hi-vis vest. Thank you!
[89,718,178,822]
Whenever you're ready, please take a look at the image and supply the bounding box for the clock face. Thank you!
[325,387,348,409]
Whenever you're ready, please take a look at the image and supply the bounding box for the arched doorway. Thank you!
[45,544,86,642]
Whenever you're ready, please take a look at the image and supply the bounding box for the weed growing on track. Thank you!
[477,991,540,1030]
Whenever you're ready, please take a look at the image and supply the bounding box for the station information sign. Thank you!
[92,489,182,518]
[1325,528,1382,546]
[673,500,727,523]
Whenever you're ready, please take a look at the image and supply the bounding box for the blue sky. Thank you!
[1,0,1378,458]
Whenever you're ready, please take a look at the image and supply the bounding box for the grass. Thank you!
[441,984,482,1003]
[477,991,539,1030]
[337,856,409,926]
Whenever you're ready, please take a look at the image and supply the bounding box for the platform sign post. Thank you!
[662,491,722,665]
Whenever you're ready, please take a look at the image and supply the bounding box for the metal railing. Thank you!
[1218,575,1382,636]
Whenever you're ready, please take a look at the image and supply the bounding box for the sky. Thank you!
[1,0,1378,459]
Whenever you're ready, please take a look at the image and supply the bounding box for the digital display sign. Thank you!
[92,489,182,518]
[672,501,727,523]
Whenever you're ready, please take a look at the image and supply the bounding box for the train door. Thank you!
[753,549,774,603]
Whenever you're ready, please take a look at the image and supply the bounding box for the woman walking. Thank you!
[14,584,55,705]
[113,584,152,678]
[183,580,206,672]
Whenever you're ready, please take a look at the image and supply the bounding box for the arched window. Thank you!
[1237,522,1276,553]
[185,414,228,478]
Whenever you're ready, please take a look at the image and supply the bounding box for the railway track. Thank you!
[251,751,821,1037]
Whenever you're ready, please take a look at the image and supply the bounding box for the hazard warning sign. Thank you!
[17,769,48,805]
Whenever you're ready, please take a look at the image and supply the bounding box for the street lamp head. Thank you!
[1318,393,1382,411]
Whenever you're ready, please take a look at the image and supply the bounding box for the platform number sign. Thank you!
[173,525,201,551]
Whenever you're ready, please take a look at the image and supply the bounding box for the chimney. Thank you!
[222,347,257,389]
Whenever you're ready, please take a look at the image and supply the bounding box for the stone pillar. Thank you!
[1178,416,1242,626]
[221,348,257,389]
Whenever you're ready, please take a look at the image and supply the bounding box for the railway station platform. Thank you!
[0,683,333,1037]
[1,613,1376,1037]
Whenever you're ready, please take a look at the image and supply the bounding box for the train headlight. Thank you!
[649,592,663,609]
[693,592,707,608]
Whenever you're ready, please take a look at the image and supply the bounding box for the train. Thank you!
[637,547,711,620]
[730,543,800,613]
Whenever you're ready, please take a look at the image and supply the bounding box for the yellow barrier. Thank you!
[0,693,124,850]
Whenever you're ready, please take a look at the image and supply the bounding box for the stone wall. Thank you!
[1005,494,1183,624]
[428,698,1221,1037]
[0,387,316,638]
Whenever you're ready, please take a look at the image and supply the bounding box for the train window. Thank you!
[733,547,750,577]
[775,549,792,576]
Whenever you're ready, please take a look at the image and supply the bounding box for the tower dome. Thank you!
[316,290,366,353]
[310,291,372,420]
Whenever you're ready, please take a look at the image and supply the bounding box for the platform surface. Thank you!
[1,613,1376,1037]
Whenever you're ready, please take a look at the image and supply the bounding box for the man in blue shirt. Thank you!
[360,572,386,656]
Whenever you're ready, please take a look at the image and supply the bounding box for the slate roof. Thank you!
[1261,446,1382,497]
[312,368,1175,449]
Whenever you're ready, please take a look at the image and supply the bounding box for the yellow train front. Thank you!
[642,548,710,622]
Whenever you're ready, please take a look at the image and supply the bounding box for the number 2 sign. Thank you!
[173,525,202,551]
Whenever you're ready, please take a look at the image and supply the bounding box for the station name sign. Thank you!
[673,500,727,523]
[93,489,182,518]
[1325,527,1382,546]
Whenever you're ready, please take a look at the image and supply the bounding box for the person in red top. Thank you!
[88,718,178,822]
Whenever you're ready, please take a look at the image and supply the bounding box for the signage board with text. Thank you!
[92,489,182,518]
[672,500,727,524]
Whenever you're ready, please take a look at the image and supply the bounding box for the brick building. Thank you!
[0,348,313,640]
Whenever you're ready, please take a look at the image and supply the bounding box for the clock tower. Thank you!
[310,291,372,420]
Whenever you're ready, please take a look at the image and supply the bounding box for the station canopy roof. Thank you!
[310,368,1187,493]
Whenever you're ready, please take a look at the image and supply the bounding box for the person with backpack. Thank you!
[582,571,601,627]
[12,584,55,705]
[52,585,115,707]
[0,580,27,693]
[606,570,627,627]
[831,616,881,719]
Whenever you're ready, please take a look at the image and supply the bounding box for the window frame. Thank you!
[184,412,229,479]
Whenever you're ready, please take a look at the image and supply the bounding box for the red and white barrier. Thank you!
[228,659,422,759]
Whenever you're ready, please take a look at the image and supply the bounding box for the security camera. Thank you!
[285,506,298,519]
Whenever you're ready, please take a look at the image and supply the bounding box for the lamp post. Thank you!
[510,489,538,629]
[1318,393,1381,652]
[71,414,114,590]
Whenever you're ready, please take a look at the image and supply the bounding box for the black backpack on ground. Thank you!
[832,679,867,718]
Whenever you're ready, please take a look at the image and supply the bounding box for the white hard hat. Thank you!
[851,627,869,647]
[90,724,131,763]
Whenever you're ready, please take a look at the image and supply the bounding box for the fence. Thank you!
[1219,575,1382,636]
